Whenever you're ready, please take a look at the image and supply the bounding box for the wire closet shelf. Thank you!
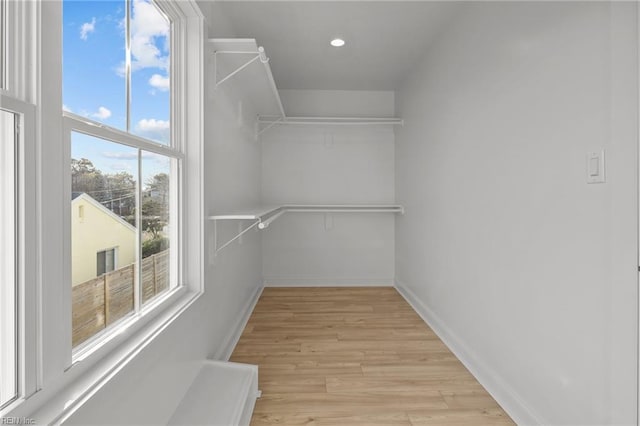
[208,38,404,136]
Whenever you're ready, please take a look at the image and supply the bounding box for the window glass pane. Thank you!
[141,152,172,304]
[96,249,116,276]
[63,1,126,130]
[130,0,170,145]
[0,108,17,407]
[71,132,137,347]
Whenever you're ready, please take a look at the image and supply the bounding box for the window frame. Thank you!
[0,0,39,416]
[64,117,185,320]
[0,94,38,414]
[1,0,204,421]
[0,106,18,409]
[96,247,117,276]
[62,0,192,362]
[65,124,184,355]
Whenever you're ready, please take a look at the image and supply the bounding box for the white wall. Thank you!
[261,90,396,286]
[394,2,638,425]
[64,18,264,426]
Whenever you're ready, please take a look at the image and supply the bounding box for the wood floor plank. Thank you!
[407,408,514,426]
[252,392,449,414]
[229,287,515,425]
[251,412,412,426]
[259,375,327,394]
[325,376,486,394]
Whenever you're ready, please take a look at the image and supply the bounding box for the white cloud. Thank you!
[148,74,169,92]
[80,18,96,41]
[136,118,170,143]
[63,104,72,113]
[130,0,169,72]
[137,118,169,132]
[102,151,159,160]
[102,152,137,160]
[91,106,112,120]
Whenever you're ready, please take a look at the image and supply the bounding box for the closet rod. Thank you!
[257,119,404,126]
[257,210,286,229]
[286,207,404,213]
[261,116,403,122]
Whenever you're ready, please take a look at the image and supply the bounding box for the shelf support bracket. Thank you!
[214,52,261,88]
[257,115,284,137]
[214,219,261,255]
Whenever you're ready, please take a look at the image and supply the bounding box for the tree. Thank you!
[71,158,136,216]
[141,198,166,239]
[145,172,169,204]
[71,158,106,198]
[104,172,136,216]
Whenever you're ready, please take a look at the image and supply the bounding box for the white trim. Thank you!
[637,0,640,420]
[0,94,38,415]
[394,279,543,426]
[33,290,201,425]
[214,285,263,361]
[180,2,205,296]
[0,107,17,408]
[0,0,6,91]
[264,278,394,287]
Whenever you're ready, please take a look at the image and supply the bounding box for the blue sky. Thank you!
[64,0,171,185]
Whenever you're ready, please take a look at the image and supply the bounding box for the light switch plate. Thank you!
[587,150,605,184]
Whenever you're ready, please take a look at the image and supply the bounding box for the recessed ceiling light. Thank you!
[330,38,345,47]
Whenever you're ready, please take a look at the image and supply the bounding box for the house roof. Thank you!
[71,192,137,233]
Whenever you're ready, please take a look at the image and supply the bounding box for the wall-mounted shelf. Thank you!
[208,38,286,119]
[208,38,404,137]
[209,204,404,255]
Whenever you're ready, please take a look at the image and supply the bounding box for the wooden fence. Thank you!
[72,249,170,347]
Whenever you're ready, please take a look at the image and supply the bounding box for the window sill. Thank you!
[3,286,202,424]
[71,285,187,364]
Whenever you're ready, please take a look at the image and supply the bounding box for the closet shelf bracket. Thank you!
[214,51,263,88]
[212,218,262,256]
[257,116,284,136]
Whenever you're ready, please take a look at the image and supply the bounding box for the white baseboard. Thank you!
[214,284,263,361]
[394,280,543,426]
[263,277,394,287]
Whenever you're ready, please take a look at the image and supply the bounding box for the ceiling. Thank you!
[202,1,460,90]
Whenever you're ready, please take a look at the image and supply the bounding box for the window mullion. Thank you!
[125,0,131,133]
[135,149,142,314]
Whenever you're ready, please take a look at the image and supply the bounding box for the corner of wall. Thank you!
[393,280,544,426]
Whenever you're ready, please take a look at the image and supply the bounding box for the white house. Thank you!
[71,193,136,286]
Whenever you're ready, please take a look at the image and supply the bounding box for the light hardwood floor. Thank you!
[230,287,514,426]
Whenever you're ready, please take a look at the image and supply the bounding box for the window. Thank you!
[64,0,180,351]
[0,108,17,409]
[0,0,37,413]
[97,248,117,276]
[2,0,201,420]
